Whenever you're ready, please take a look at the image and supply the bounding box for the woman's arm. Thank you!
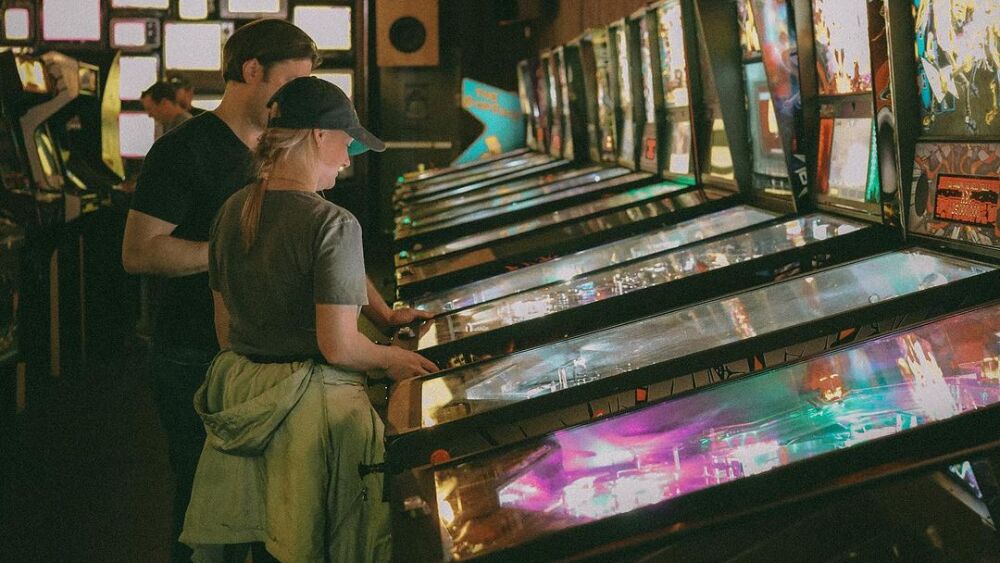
[212,290,231,349]
[317,303,439,380]
[361,278,434,333]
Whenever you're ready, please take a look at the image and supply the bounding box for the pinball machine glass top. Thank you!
[293,5,351,51]
[431,300,1000,560]
[42,0,101,42]
[913,0,1000,138]
[416,248,989,430]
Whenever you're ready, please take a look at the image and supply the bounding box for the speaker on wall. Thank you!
[376,0,439,67]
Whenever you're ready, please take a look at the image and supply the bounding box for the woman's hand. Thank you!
[384,346,439,382]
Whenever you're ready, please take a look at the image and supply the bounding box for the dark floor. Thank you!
[2,341,172,563]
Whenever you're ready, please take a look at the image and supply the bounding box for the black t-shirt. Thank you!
[131,112,253,350]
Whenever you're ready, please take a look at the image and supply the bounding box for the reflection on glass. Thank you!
[400,165,610,222]
[396,172,648,239]
[398,154,553,200]
[812,0,872,95]
[414,206,777,312]
[418,213,861,350]
[709,118,735,180]
[657,0,689,108]
[399,182,688,268]
[434,302,1000,560]
[418,249,991,428]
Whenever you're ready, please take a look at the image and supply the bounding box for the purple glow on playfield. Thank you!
[434,303,1000,559]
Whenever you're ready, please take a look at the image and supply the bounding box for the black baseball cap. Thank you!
[266,76,385,156]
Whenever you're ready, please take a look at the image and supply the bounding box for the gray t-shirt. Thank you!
[209,188,368,357]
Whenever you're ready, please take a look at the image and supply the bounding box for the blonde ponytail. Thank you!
[241,127,315,252]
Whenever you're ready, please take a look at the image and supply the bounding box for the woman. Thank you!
[181,77,438,563]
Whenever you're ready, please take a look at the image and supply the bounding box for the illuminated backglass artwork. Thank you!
[914,0,1000,137]
[431,302,1000,560]
[933,175,999,227]
[657,0,689,108]
[827,117,878,204]
[667,119,691,175]
[737,0,762,59]
[812,0,872,95]
[909,142,1000,248]
[745,62,788,181]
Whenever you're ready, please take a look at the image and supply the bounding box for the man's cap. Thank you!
[266,76,385,156]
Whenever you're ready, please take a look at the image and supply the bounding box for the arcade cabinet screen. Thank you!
[42,0,101,42]
[34,128,63,190]
[111,19,160,50]
[15,57,48,95]
[2,8,30,41]
[914,0,1000,137]
[737,0,762,59]
[119,56,159,102]
[119,112,155,159]
[657,0,689,108]
[111,0,169,8]
[293,6,351,51]
[313,71,353,99]
[812,0,872,95]
[164,22,225,71]
[933,175,999,227]
[825,117,877,204]
[78,64,99,97]
[745,62,787,180]
[431,302,1000,560]
[179,0,210,20]
[221,0,286,19]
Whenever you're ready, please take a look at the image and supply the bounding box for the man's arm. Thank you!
[361,277,433,333]
[122,209,209,276]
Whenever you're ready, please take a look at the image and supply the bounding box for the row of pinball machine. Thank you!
[382,0,1000,561]
[0,46,129,415]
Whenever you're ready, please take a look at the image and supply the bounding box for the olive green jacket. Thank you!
[181,351,391,562]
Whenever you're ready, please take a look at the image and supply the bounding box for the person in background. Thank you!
[182,75,437,563]
[168,73,205,116]
[122,19,432,562]
[140,81,192,137]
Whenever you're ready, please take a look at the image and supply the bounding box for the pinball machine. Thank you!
[392,299,1000,562]
[392,0,905,366]
[393,4,758,300]
[383,0,1000,483]
[392,44,663,252]
[385,0,1000,559]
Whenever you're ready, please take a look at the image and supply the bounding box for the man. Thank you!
[122,19,431,562]
[140,81,192,137]
[167,73,206,116]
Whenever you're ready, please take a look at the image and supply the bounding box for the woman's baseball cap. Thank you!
[266,76,385,156]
